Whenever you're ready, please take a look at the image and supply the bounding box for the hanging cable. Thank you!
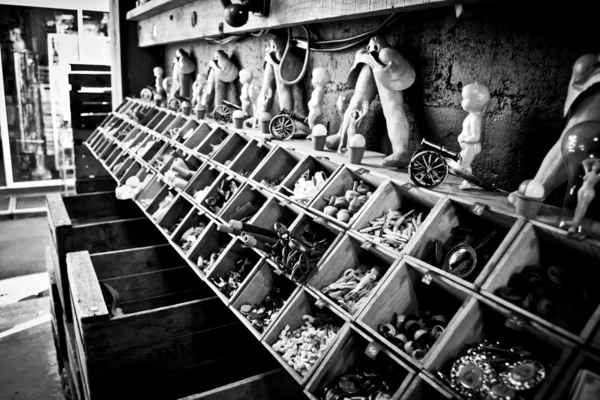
[278,25,310,85]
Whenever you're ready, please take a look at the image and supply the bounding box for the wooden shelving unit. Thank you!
[80,97,600,399]
[126,0,196,21]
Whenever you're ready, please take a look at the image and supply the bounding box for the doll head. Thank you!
[153,66,164,78]
[311,68,331,88]
[461,82,490,113]
[239,69,253,84]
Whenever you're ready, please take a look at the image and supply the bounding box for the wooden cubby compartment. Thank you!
[145,110,168,130]
[139,137,164,163]
[149,141,177,171]
[407,197,524,291]
[546,350,600,400]
[357,257,471,367]
[308,166,387,230]
[154,112,178,135]
[184,162,222,206]
[137,175,166,208]
[400,374,455,400]
[250,146,304,192]
[278,155,341,208]
[425,296,574,400]
[197,170,243,217]
[146,186,177,221]
[211,131,252,170]
[172,119,200,143]
[206,238,264,303]
[228,139,273,179]
[219,182,268,224]
[187,220,234,279]
[182,122,213,150]
[137,106,161,126]
[305,324,415,400]
[231,260,300,339]
[249,194,302,243]
[350,180,443,256]
[156,195,192,235]
[170,206,212,255]
[119,159,143,184]
[480,221,600,347]
[196,126,229,158]
[307,233,401,320]
[262,288,346,385]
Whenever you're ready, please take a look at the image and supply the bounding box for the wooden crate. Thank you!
[399,373,455,400]
[350,180,443,257]
[46,192,166,319]
[247,194,303,251]
[250,146,304,193]
[205,238,264,304]
[231,261,300,339]
[156,194,194,235]
[306,232,401,321]
[181,122,213,151]
[357,257,471,367]
[406,196,525,291]
[480,221,600,347]
[305,324,415,400]
[308,166,387,230]
[66,250,274,399]
[262,288,346,385]
[277,155,341,208]
[424,295,575,400]
[196,169,243,219]
[170,206,213,254]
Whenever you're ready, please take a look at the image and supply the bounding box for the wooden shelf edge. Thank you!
[126,0,196,21]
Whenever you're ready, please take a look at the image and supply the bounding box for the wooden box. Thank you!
[546,350,599,400]
[480,221,600,347]
[231,260,300,339]
[262,288,346,385]
[306,233,401,320]
[277,155,341,208]
[424,296,574,400]
[156,194,193,235]
[228,139,273,179]
[211,131,252,170]
[407,197,525,291]
[196,169,244,219]
[399,373,455,400]
[66,250,273,399]
[308,166,387,229]
[350,180,443,256]
[305,324,415,400]
[250,146,304,193]
[183,162,222,208]
[187,219,235,279]
[357,257,471,367]
[46,191,166,319]
[181,122,213,151]
[219,181,269,224]
[248,194,303,246]
[205,238,263,304]
[170,206,213,256]
[196,126,230,158]
[136,175,166,208]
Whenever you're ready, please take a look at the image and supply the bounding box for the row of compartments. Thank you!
[89,99,600,348]
[88,112,600,352]
[91,98,600,398]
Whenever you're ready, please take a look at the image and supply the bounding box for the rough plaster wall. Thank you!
[163,3,597,194]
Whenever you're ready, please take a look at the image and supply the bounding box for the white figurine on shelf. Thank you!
[239,69,254,116]
[568,159,600,233]
[192,73,207,108]
[457,82,491,190]
[307,68,330,128]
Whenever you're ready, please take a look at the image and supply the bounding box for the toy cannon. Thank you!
[213,100,242,125]
[409,139,503,192]
[269,108,310,140]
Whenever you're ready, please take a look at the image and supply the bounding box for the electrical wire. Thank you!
[278,25,310,85]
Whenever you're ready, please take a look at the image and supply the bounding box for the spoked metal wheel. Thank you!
[213,105,232,124]
[140,88,153,101]
[269,115,296,140]
[408,149,449,188]
[168,98,181,111]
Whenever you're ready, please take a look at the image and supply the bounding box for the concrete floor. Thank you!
[0,216,64,399]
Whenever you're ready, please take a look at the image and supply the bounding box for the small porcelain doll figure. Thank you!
[192,73,207,108]
[568,159,600,233]
[239,69,254,116]
[457,82,491,190]
[308,68,331,128]
[154,67,165,94]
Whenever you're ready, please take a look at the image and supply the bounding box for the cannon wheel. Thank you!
[409,149,449,188]
[168,98,181,111]
[270,115,295,140]
[213,105,232,124]
[140,88,153,101]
